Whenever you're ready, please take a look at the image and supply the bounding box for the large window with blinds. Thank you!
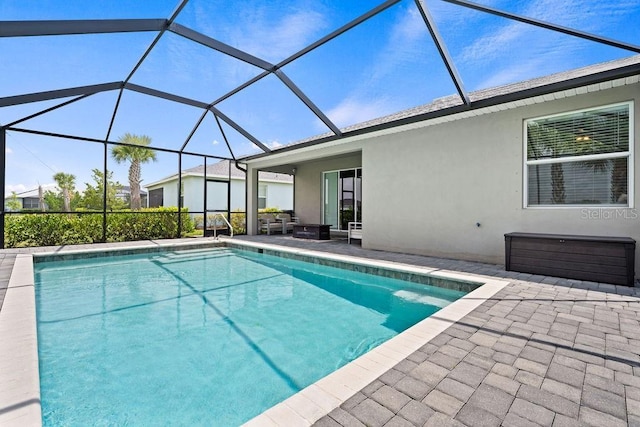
[525,102,633,207]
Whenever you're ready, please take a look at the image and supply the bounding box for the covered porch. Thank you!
[245,150,363,239]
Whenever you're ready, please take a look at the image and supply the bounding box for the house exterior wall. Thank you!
[361,84,639,268]
[146,176,292,213]
[246,81,640,276]
[157,180,180,208]
[177,177,246,211]
[261,181,294,211]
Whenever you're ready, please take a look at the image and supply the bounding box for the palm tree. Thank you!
[112,133,156,210]
[53,172,76,212]
[527,122,571,204]
[38,185,45,211]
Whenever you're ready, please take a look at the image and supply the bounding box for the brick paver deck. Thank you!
[1,235,639,426]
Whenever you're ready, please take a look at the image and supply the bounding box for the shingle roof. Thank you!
[183,160,292,182]
[358,54,640,130]
[6,184,57,199]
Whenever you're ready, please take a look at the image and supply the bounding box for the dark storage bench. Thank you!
[293,224,331,240]
[505,232,636,286]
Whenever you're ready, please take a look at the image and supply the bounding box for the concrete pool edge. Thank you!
[0,254,42,427]
[0,239,509,426]
[30,239,227,263]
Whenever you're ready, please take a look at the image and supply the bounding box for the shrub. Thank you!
[4,208,194,248]
[106,207,193,242]
[191,211,246,235]
[230,210,246,234]
[4,214,97,248]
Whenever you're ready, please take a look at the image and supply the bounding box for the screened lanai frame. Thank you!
[1,0,640,247]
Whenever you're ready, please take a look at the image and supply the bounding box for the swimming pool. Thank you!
[34,246,469,426]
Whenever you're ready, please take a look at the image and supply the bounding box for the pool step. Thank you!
[150,248,235,264]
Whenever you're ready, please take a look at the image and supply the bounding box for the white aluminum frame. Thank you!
[522,100,634,209]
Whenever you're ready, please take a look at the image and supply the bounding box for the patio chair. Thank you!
[276,213,299,234]
[348,222,362,244]
[258,213,282,235]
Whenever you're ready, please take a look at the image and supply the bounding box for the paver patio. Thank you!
[1,235,639,426]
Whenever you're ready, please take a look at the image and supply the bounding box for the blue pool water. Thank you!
[34,248,466,426]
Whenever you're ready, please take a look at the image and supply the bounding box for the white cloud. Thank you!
[259,10,327,60]
[454,0,638,90]
[457,0,637,82]
[5,147,12,154]
[242,139,282,154]
[367,6,429,85]
[476,57,546,89]
[5,184,27,194]
[179,4,328,91]
[195,4,327,63]
[325,97,391,129]
[458,21,524,65]
[320,6,429,130]
[212,139,220,145]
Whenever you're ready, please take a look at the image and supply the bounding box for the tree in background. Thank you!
[112,133,156,210]
[6,192,21,211]
[52,172,76,212]
[38,185,45,211]
[80,169,127,210]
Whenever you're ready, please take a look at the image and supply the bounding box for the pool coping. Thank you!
[0,254,41,427]
[0,238,509,427]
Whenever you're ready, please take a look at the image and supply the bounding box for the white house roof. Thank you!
[5,184,57,199]
[145,160,293,188]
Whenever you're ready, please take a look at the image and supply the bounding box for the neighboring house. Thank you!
[115,186,148,208]
[243,56,640,275]
[3,184,57,211]
[4,185,148,211]
[144,159,293,213]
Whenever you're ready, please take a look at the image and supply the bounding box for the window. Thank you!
[258,184,267,209]
[148,188,164,208]
[323,168,362,230]
[22,197,40,210]
[525,102,632,207]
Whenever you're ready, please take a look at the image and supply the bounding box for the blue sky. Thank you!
[1,0,639,197]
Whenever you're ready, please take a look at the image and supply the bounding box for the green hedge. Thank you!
[4,207,194,248]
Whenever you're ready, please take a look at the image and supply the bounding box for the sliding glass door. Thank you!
[323,168,361,230]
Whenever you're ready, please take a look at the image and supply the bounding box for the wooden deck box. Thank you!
[505,232,636,286]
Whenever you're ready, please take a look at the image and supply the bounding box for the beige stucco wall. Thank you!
[246,81,640,275]
[363,84,639,267]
